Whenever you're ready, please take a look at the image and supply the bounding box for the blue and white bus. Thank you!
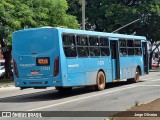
[12,27,149,91]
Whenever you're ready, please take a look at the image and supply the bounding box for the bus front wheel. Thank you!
[127,68,140,83]
[96,71,106,91]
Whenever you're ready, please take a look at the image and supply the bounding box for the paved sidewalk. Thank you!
[0,85,19,91]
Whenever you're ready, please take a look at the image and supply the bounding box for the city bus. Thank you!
[12,27,149,91]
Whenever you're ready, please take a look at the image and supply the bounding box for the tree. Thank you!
[67,0,160,68]
[67,0,160,39]
[0,0,79,78]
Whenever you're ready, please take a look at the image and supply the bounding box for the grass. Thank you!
[151,66,160,70]
[134,101,139,107]
[108,117,114,120]
[0,78,15,87]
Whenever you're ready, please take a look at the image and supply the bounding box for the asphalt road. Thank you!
[0,71,160,120]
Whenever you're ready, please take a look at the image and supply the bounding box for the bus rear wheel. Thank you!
[127,68,140,83]
[96,71,106,91]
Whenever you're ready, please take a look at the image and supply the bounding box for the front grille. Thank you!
[29,82,42,85]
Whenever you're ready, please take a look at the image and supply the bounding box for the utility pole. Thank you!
[82,0,85,30]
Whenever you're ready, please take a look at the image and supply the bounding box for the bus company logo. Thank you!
[2,112,11,117]
[98,61,104,65]
[68,64,79,68]
[20,64,35,67]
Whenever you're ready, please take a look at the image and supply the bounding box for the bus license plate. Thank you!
[36,57,50,66]
[31,70,39,75]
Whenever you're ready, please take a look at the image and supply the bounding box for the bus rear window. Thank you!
[13,30,54,54]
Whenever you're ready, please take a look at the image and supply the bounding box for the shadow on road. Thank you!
[0,81,144,103]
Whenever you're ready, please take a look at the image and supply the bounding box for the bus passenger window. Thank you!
[77,36,88,46]
[90,47,100,57]
[120,48,127,56]
[77,47,89,57]
[135,48,142,55]
[89,36,100,57]
[63,35,75,46]
[119,39,127,47]
[77,35,88,57]
[89,37,99,46]
[134,40,141,47]
[100,37,110,57]
[63,34,77,57]
[64,47,77,57]
[127,40,134,47]
[128,48,134,55]
[101,48,110,56]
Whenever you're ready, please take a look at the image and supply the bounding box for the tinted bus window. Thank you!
[77,35,89,57]
[135,48,142,55]
[101,48,110,56]
[77,36,88,46]
[134,40,141,47]
[120,48,127,56]
[63,35,75,46]
[89,37,99,46]
[128,48,134,55]
[89,36,100,57]
[63,34,77,57]
[100,37,109,46]
[77,47,89,57]
[127,40,134,47]
[90,47,100,56]
[100,37,110,56]
[119,39,127,56]
[119,39,127,47]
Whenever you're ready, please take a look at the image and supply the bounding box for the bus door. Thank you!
[142,42,149,74]
[110,39,120,80]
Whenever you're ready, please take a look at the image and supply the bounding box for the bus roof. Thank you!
[13,27,147,40]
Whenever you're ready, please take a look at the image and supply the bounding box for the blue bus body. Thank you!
[12,27,149,89]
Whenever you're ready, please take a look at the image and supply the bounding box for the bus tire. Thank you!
[55,87,72,92]
[96,71,106,91]
[127,68,140,83]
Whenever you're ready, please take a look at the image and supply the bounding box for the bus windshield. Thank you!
[13,29,54,55]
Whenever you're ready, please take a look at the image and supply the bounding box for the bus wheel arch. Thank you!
[96,70,106,91]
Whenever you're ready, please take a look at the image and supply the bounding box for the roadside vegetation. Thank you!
[0,78,14,87]
[0,0,79,79]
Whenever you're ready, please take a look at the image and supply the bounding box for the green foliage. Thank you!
[0,0,79,77]
[134,101,139,107]
[0,0,79,45]
[67,0,160,43]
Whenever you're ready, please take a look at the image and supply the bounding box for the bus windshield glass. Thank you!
[13,29,54,54]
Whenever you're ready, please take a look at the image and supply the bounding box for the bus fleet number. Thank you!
[41,67,50,70]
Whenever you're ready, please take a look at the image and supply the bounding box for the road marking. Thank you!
[136,85,160,87]
[141,78,154,80]
[28,78,160,111]
[28,85,137,111]
[149,79,160,82]
[141,78,160,82]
